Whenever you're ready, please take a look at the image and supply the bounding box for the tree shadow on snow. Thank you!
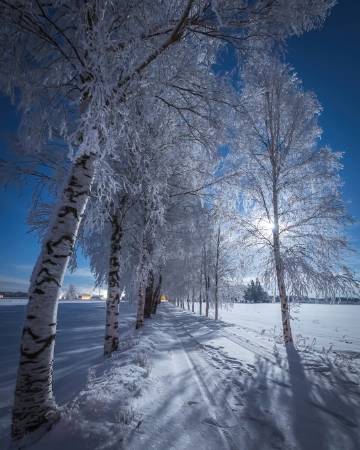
[239,343,359,450]
[285,343,329,450]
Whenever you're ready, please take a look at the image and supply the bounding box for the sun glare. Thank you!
[257,218,275,237]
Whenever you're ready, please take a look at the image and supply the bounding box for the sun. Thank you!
[256,218,275,237]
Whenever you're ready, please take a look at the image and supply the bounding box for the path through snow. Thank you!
[129,304,360,450]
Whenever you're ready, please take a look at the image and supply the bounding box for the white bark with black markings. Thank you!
[104,214,123,356]
[214,226,221,321]
[12,153,96,442]
[136,284,146,329]
[272,186,293,344]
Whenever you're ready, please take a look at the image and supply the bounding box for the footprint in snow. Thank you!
[202,417,233,428]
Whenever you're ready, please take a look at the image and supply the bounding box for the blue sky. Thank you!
[0,0,359,292]
[287,0,360,273]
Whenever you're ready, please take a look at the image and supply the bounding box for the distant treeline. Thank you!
[298,297,360,305]
[280,296,360,305]
[0,291,28,299]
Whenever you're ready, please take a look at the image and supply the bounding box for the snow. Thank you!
[196,303,360,353]
[0,301,359,449]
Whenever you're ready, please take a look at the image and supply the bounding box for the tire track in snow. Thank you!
[173,306,277,365]
[219,329,278,365]
[172,318,242,450]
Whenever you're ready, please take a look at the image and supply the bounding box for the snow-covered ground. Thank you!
[197,302,360,353]
[0,301,359,449]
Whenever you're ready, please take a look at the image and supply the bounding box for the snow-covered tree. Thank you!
[229,56,359,343]
[244,279,269,303]
[64,284,78,301]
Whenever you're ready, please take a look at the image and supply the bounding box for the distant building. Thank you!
[91,295,105,301]
[79,293,91,300]
[0,294,4,299]
[160,294,168,302]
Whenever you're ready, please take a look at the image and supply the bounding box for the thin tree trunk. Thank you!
[203,245,210,317]
[191,287,195,313]
[135,232,150,329]
[199,265,203,316]
[136,284,145,329]
[151,273,162,314]
[12,153,96,442]
[214,226,220,321]
[272,181,293,344]
[273,230,293,343]
[144,271,154,319]
[205,275,210,317]
[104,214,123,356]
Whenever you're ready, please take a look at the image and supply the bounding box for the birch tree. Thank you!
[0,3,205,439]
[230,56,359,343]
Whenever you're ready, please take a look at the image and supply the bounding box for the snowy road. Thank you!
[128,307,241,450]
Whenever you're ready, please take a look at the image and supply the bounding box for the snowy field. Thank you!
[0,301,359,449]
[204,303,360,353]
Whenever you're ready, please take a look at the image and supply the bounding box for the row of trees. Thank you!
[161,56,358,339]
[175,277,269,307]
[1,0,357,445]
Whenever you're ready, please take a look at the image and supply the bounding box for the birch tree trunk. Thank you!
[205,275,210,317]
[191,287,195,313]
[272,182,293,344]
[203,246,210,317]
[214,226,220,320]
[199,265,203,316]
[12,153,96,442]
[104,214,123,356]
[273,230,293,343]
[135,236,148,330]
[144,271,154,319]
[136,284,145,329]
[151,273,162,314]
